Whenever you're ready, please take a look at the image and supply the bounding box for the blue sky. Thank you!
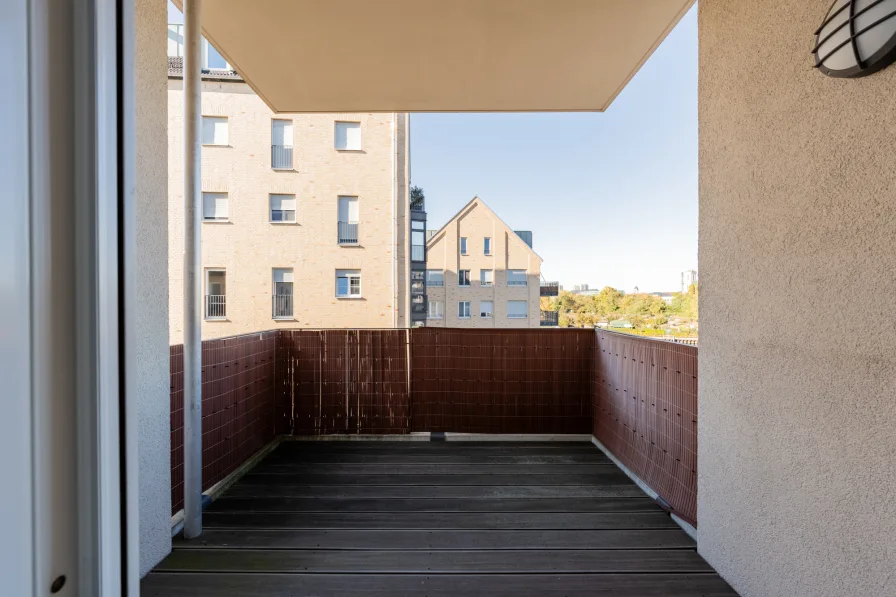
[169,3,697,292]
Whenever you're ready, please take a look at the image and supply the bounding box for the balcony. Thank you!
[540,281,559,296]
[271,144,293,169]
[411,244,425,262]
[272,294,293,318]
[204,294,225,319]
[338,220,359,245]
[145,328,726,595]
[540,310,559,326]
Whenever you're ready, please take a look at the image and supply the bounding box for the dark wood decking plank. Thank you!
[258,453,610,464]
[203,511,678,530]
[208,496,661,513]
[142,572,739,597]
[239,472,632,486]
[175,529,695,550]
[157,548,712,573]
[268,444,599,456]
[252,463,617,475]
[223,483,648,499]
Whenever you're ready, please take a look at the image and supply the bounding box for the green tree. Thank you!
[410,186,425,210]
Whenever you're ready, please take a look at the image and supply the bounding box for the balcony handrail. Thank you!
[205,294,226,318]
[271,144,293,170]
[272,293,294,318]
[338,220,359,244]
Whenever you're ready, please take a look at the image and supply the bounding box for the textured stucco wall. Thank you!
[698,2,896,596]
[168,79,408,342]
[135,0,171,576]
[426,198,542,328]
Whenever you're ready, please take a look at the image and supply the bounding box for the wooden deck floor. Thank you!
[142,441,736,596]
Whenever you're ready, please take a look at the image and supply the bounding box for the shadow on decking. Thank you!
[142,441,736,596]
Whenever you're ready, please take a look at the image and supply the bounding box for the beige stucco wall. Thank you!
[135,0,171,577]
[426,198,542,327]
[698,2,896,596]
[168,79,408,342]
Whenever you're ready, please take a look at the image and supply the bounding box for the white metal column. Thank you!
[183,0,204,539]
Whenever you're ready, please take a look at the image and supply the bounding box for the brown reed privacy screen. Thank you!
[410,328,593,433]
[170,331,278,514]
[169,328,698,524]
[593,331,698,525]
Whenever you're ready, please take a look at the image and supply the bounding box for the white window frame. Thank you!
[507,300,528,319]
[201,38,231,71]
[334,121,362,151]
[201,192,229,222]
[336,269,362,298]
[427,300,444,320]
[507,269,528,286]
[458,301,471,319]
[458,269,471,287]
[272,268,294,320]
[480,269,493,287]
[426,270,444,287]
[459,237,468,255]
[480,300,494,318]
[269,193,297,223]
[204,269,227,320]
[484,237,492,255]
[201,115,228,146]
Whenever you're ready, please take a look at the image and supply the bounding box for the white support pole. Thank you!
[183,0,203,539]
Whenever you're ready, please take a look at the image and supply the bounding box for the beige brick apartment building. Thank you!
[167,30,415,342]
[425,197,544,328]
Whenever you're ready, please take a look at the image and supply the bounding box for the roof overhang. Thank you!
[174,0,693,113]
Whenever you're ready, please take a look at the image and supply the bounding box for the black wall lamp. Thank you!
[813,0,896,78]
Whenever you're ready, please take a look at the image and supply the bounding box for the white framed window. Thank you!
[202,39,230,70]
[334,121,361,150]
[458,270,471,287]
[427,300,444,319]
[458,301,471,319]
[426,270,444,287]
[459,237,468,254]
[484,237,492,255]
[201,116,228,146]
[508,300,528,319]
[480,300,493,318]
[202,192,229,221]
[507,269,528,286]
[270,194,296,223]
[336,269,362,298]
[204,269,227,320]
[272,268,294,319]
[480,269,493,287]
[271,120,294,169]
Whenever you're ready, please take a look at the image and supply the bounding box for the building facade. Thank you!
[167,32,413,342]
[425,197,543,328]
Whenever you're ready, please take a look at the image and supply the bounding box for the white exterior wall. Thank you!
[426,198,542,328]
[698,2,896,596]
[136,0,171,576]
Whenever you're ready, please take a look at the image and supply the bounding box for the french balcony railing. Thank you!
[540,281,560,296]
[540,310,559,326]
[411,244,425,262]
[271,144,293,170]
[272,294,293,318]
[205,295,226,319]
[338,221,359,245]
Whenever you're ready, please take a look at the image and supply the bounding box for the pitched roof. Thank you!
[167,56,244,82]
[425,196,543,261]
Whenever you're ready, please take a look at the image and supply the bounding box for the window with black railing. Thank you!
[540,310,559,326]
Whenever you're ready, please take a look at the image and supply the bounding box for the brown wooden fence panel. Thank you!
[280,329,410,435]
[409,328,593,434]
[170,331,278,514]
[593,331,698,525]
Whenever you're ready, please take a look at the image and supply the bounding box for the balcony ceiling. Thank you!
[173,0,694,113]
